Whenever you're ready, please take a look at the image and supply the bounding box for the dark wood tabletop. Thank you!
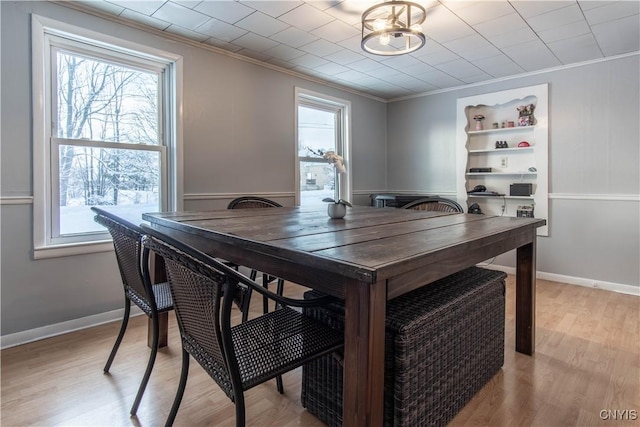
[144,205,545,426]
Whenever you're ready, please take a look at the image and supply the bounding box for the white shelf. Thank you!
[468,194,534,200]
[456,84,549,236]
[466,172,537,176]
[469,147,534,154]
[467,125,535,135]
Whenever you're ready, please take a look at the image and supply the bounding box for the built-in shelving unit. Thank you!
[456,84,549,236]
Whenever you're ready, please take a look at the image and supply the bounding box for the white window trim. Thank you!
[294,87,352,206]
[31,14,183,259]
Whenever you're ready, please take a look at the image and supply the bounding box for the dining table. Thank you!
[143,205,545,426]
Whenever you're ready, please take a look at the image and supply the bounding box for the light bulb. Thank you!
[373,19,386,31]
[379,33,390,46]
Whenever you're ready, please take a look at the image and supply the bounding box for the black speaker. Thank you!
[510,183,532,196]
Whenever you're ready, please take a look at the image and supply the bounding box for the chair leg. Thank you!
[234,383,246,427]
[275,278,285,309]
[130,311,160,416]
[104,299,131,373]
[276,375,284,394]
[165,349,190,427]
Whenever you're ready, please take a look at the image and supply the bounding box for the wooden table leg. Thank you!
[516,237,536,355]
[342,280,387,426]
[148,313,168,348]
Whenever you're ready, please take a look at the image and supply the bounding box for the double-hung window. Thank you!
[295,88,351,206]
[32,15,182,258]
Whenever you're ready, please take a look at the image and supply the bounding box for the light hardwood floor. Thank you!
[2,276,638,426]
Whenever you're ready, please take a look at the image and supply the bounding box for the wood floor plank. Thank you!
[2,277,638,426]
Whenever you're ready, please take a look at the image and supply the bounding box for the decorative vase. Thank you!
[475,120,483,131]
[327,203,346,219]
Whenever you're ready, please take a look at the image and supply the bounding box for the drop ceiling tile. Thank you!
[308,1,343,12]
[436,58,485,80]
[153,2,210,30]
[279,4,335,32]
[231,32,280,51]
[264,57,295,69]
[413,68,464,87]
[164,25,210,42]
[501,39,561,71]
[323,49,367,66]
[537,20,591,44]
[314,62,351,76]
[196,17,248,42]
[423,5,476,43]
[288,53,330,68]
[444,34,495,55]
[473,54,525,77]
[449,1,515,26]
[349,58,387,72]
[393,73,431,90]
[171,0,202,9]
[365,66,404,79]
[333,69,373,82]
[107,1,165,16]
[380,54,425,68]
[235,11,290,37]
[509,1,574,18]
[399,62,437,76]
[472,13,528,37]
[412,41,461,65]
[262,43,305,61]
[324,0,372,25]
[120,9,171,30]
[578,1,611,11]
[79,1,125,15]
[270,26,319,48]
[202,37,244,53]
[336,35,365,53]
[194,1,253,24]
[547,33,603,63]
[526,4,585,32]
[311,20,360,43]
[483,26,539,49]
[299,39,344,57]
[591,14,640,55]
[240,1,302,18]
[583,1,640,25]
[461,70,493,83]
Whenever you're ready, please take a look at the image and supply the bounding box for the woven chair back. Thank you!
[141,233,233,396]
[227,196,282,209]
[92,208,152,314]
[403,197,463,213]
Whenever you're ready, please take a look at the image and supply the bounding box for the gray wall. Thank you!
[0,1,387,336]
[387,55,640,289]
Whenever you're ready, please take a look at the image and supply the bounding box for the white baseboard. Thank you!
[483,264,640,296]
[1,306,143,350]
[2,269,637,349]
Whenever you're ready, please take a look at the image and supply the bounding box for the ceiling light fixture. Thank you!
[361,0,426,56]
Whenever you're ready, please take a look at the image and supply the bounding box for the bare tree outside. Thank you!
[54,49,163,235]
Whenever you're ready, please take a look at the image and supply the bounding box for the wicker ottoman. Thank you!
[302,267,507,427]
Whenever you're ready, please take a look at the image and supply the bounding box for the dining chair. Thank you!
[139,225,344,427]
[227,196,285,314]
[91,207,175,416]
[402,197,464,213]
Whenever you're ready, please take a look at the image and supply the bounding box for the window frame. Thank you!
[294,87,351,206]
[32,14,183,259]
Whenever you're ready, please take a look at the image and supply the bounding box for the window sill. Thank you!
[33,240,113,260]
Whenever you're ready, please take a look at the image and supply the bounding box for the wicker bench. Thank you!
[302,267,507,427]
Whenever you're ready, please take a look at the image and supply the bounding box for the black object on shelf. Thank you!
[469,167,492,173]
[370,193,437,208]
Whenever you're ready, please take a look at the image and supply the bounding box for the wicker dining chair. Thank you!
[139,225,344,427]
[227,196,285,314]
[91,207,175,416]
[402,197,464,213]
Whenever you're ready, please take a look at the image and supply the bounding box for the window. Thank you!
[32,15,182,258]
[295,88,351,206]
